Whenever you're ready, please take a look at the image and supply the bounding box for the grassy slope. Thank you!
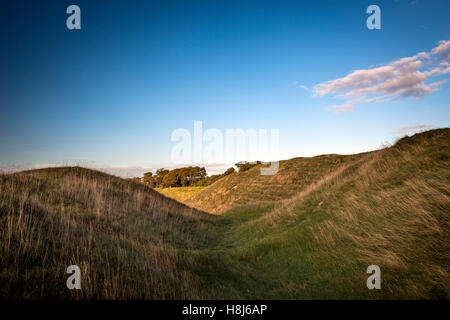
[191,128,450,299]
[185,153,368,214]
[155,186,206,203]
[1,129,449,299]
[0,167,216,299]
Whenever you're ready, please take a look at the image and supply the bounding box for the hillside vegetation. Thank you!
[0,167,215,299]
[185,153,368,213]
[192,128,450,299]
[155,186,206,202]
[0,128,449,299]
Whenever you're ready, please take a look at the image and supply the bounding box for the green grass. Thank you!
[155,186,206,203]
[185,152,367,213]
[1,129,449,299]
[188,128,450,299]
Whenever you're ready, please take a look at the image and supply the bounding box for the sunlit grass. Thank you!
[155,186,206,203]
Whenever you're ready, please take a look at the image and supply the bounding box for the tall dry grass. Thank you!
[0,167,215,299]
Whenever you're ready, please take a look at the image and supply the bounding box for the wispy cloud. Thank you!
[392,124,434,135]
[299,84,309,91]
[314,40,450,113]
[326,103,354,114]
[293,81,309,91]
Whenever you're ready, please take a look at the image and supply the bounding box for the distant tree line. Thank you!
[129,166,232,188]
[234,161,261,173]
[127,161,261,188]
[194,167,235,186]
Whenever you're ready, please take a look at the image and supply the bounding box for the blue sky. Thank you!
[1,0,449,175]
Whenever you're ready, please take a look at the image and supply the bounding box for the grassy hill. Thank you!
[185,153,368,214]
[191,128,450,299]
[0,167,216,299]
[1,128,449,299]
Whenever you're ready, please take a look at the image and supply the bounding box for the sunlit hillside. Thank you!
[1,129,449,299]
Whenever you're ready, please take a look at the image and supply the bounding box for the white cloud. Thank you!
[314,40,450,113]
[326,103,354,114]
[299,84,309,91]
[429,79,449,87]
[293,81,309,91]
[392,124,434,135]
[432,40,450,60]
